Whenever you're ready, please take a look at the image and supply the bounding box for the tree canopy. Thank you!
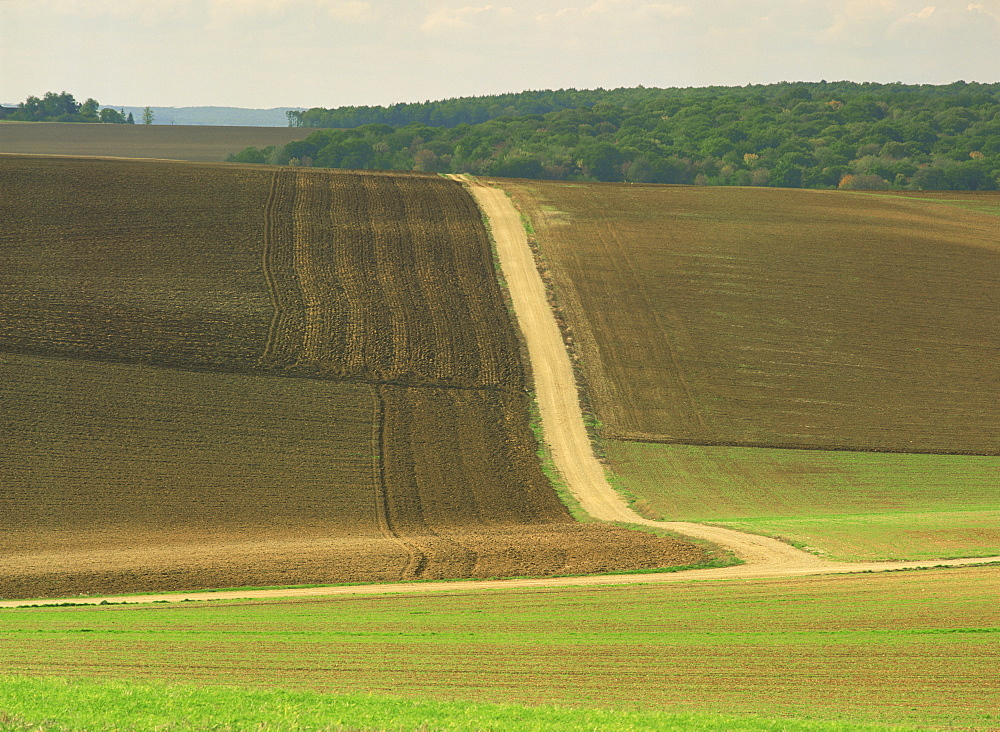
[240,81,1000,190]
[7,92,134,124]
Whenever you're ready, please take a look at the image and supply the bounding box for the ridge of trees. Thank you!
[5,92,134,124]
[287,87,673,129]
[231,81,1000,190]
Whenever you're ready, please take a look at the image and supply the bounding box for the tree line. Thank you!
[4,92,158,124]
[232,80,996,190]
[287,88,673,129]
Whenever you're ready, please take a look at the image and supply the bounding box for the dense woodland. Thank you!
[238,81,1000,189]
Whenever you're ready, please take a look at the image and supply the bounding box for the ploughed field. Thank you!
[0,156,702,598]
[506,182,1000,454]
[0,121,309,163]
[506,181,1000,559]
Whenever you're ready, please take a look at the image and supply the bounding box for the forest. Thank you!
[236,81,1000,190]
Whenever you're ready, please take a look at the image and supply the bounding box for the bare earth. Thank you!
[4,175,998,608]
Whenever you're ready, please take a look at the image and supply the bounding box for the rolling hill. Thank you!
[504,179,1000,560]
[0,155,703,598]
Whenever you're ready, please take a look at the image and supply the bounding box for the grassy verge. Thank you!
[606,440,1000,560]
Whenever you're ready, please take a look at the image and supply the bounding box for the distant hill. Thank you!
[110,105,303,127]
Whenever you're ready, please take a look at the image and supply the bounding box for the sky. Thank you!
[1,0,999,109]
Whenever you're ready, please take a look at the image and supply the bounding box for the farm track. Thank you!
[3,555,998,609]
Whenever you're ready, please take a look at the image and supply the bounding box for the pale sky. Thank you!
[2,0,999,109]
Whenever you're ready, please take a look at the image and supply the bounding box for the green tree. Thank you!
[79,98,100,121]
[142,106,155,125]
[99,108,126,124]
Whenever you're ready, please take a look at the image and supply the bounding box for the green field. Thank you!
[608,440,1000,560]
[5,158,999,732]
[0,677,923,732]
[3,567,998,730]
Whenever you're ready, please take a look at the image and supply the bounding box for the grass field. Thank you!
[608,440,1000,560]
[0,156,704,598]
[0,121,309,162]
[505,181,1000,455]
[3,566,998,730]
[0,677,923,732]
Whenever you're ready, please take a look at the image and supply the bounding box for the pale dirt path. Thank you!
[2,555,998,608]
[4,176,998,610]
[454,175,829,570]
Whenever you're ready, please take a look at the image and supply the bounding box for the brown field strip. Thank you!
[505,181,1000,455]
[0,156,703,598]
[0,156,275,371]
[0,122,310,162]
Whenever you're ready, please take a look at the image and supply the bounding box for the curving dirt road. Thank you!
[3,175,997,610]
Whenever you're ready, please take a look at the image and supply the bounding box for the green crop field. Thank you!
[0,678,922,732]
[0,121,310,162]
[0,156,704,599]
[3,567,998,730]
[506,181,1000,455]
[608,440,1000,561]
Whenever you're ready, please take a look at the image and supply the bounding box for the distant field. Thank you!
[506,182,1000,454]
[0,121,308,162]
[869,189,1000,216]
[3,567,998,730]
[0,156,702,598]
[608,440,1000,560]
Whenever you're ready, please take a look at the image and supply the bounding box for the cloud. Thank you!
[421,5,495,32]
[640,3,694,19]
[886,0,1000,40]
[321,0,372,20]
[536,0,691,22]
[209,0,372,22]
[35,0,185,24]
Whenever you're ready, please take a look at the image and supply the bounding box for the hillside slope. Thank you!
[0,156,702,598]
[505,179,1000,560]
[507,181,1000,454]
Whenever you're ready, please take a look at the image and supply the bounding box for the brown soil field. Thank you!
[505,181,1000,454]
[0,157,521,389]
[0,121,310,162]
[0,156,702,598]
[0,156,275,371]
